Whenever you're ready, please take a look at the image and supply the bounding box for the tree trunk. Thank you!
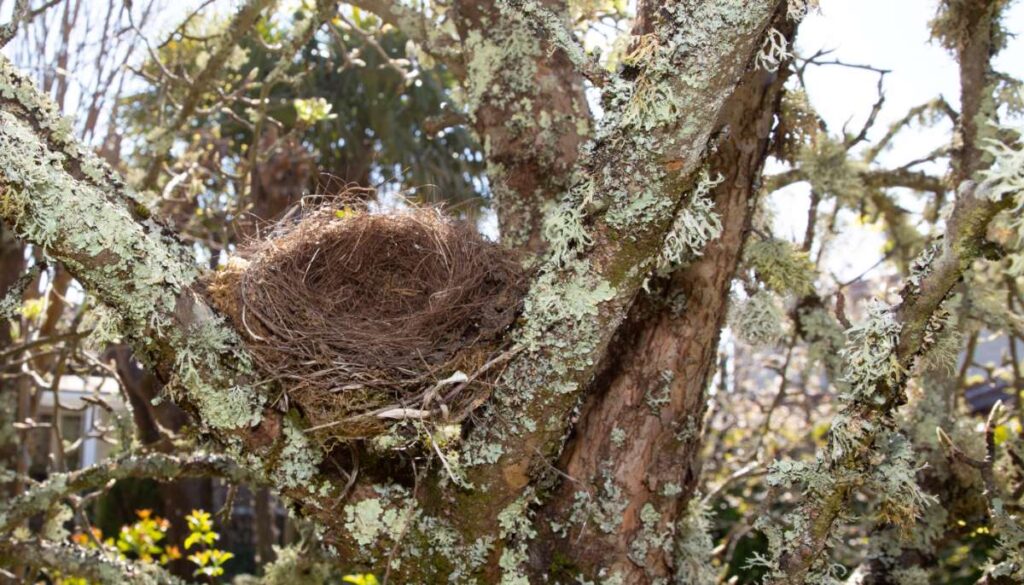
[532,16,795,580]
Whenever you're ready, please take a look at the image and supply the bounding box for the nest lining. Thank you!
[207,203,526,441]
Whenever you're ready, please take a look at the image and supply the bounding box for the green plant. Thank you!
[184,509,234,580]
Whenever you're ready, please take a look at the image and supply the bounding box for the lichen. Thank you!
[730,289,786,347]
[543,200,594,267]
[462,23,540,119]
[838,299,904,405]
[674,497,716,585]
[744,237,816,296]
[272,417,323,491]
[171,318,264,430]
[342,485,416,554]
[977,128,1024,274]
[798,135,867,204]
[755,28,792,72]
[657,170,724,272]
[497,489,539,585]
[0,93,264,435]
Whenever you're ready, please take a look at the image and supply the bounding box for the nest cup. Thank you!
[207,201,526,442]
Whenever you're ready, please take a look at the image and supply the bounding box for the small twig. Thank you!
[0,262,42,320]
[833,290,853,330]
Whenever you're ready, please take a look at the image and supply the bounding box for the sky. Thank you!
[772,0,1024,282]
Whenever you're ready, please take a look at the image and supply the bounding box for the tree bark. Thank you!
[449,0,591,251]
[531,11,795,581]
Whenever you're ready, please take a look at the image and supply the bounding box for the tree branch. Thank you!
[0,539,187,585]
[0,452,258,534]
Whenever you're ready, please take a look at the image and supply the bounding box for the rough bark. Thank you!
[531,11,795,581]
[449,0,591,251]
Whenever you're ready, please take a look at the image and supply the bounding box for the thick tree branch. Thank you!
[530,7,797,579]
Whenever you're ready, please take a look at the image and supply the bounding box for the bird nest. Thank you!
[206,202,526,442]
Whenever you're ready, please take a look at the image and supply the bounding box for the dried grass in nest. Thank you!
[207,201,526,442]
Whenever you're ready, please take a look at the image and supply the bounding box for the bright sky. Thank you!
[772,0,1024,282]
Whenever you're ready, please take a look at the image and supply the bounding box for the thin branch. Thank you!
[0,539,186,585]
[0,452,259,534]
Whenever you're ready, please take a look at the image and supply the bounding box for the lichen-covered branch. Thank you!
[348,0,463,67]
[447,0,591,251]
[497,0,609,86]
[0,539,186,585]
[528,9,797,579]
[0,53,337,517]
[0,452,257,534]
[762,178,1016,584]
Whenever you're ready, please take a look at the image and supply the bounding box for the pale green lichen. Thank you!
[646,370,674,413]
[171,318,264,430]
[272,417,323,491]
[657,170,724,272]
[906,241,941,294]
[755,28,792,72]
[543,200,594,267]
[798,135,866,204]
[839,299,904,405]
[868,431,938,528]
[462,22,540,118]
[674,497,716,585]
[787,0,818,21]
[744,237,816,296]
[977,129,1024,274]
[628,503,672,568]
[497,489,539,585]
[255,544,335,585]
[730,289,785,347]
[560,465,628,536]
[342,486,416,553]
[610,426,626,448]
